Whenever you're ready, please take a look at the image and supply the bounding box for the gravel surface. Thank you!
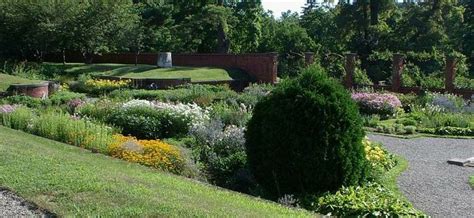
[0,189,45,217]
[369,134,474,217]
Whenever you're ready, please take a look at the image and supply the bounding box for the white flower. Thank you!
[152,101,210,126]
[122,99,153,109]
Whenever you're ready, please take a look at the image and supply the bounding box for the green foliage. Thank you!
[0,107,33,130]
[1,95,47,108]
[258,12,318,77]
[209,101,251,127]
[470,175,474,188]
[245,66,368,199]
[49,91,85,105]
[1,108,114,153]
[77,99,119,123]
[188,120,251,193]
[108,106,189,139]
[434,126,474,136]
[313,183,423,217]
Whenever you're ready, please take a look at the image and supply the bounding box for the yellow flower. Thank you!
[108,134,185,174]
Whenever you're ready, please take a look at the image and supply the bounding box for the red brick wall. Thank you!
[172,53,278,83]
[45,52,278,84]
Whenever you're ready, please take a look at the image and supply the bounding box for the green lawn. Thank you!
[0,73,42,91]
[43,63,249,82]
[0,126,313,217]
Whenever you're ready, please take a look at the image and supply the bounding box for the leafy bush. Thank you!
[108,106,189,139]
[416,127,436,134]
[189,119,252,192]
[375,124,396,134]
[66,98,86,114]
[425,92,472,113]
[362,115,380,128]
[352,92,402,117]
[435,127,474,136]
[415,110,471,129]
[109,84,237,106]
[236,83,273,107]
[404,126,417,134]
[454,76,474,89]
[77,99,119,122]
[313,183,423,217]
[1,95,48,108]
[109,134,185,174]
[49,91,85,105]
[209,101,251,127]
[245,66,369,199]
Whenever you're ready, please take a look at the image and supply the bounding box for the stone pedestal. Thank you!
[157,52,172,68]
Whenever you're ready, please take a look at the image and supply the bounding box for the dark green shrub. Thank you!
[108,106,190,139]
[245,65,369,199]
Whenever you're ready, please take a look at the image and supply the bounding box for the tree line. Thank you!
[0,0,472,85]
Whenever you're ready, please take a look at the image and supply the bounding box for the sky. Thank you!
[261,0,307,17]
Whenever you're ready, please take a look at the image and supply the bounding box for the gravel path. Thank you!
[0,189,45,217]
[369,134,474,217]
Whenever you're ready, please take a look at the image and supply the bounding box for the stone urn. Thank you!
[157,52,172,68]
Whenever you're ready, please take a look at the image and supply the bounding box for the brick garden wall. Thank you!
[45,52,278,84]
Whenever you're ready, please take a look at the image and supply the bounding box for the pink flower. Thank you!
[0,105,17,114]
[351,92,401,116]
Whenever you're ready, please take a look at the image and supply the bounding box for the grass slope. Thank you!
[0,126,312,217]
[0,73,42,91]
[43,63,249,82]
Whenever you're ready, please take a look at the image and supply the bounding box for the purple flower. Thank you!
[67,99,85,111]
[0,105,17,114]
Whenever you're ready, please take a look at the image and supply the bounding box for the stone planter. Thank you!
[8,82,50,98]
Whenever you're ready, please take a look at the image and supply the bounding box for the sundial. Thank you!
[448,157,474,167]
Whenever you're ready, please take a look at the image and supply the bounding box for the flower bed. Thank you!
[109,135,185,174]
